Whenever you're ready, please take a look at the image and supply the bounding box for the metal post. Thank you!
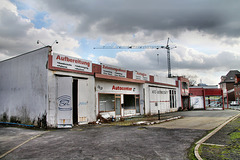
[158,110,160,120]
[167,48,171,78]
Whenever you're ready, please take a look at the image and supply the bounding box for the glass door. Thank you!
[115,94,121,115]
[135,95,140,113]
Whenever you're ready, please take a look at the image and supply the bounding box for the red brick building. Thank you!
[177,77,190,110]
[234,74,240,104]
[219,70,240,103]
[189,86,224,110]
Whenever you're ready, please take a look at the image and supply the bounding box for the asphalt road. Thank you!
[0,110,239,160]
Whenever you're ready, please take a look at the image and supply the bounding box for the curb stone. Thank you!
[194,112,240,160]
[132,116,182,125]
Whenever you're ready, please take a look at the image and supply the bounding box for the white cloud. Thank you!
[0,1,80,61]
[0,0,18,15]
[98,56,119,66]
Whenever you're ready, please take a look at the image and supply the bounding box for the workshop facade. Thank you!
[0,46,185,128]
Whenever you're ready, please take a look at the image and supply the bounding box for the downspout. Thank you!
[222,89,225,110]
[203,89,206,110]
[226,89,229,109]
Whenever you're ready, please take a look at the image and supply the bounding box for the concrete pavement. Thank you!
[0,109,239,160]
[150,110,239,130]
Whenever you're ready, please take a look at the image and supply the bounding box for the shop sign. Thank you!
[112,85,133,91]
[52,53,92,72]
[101,64,126,78]
[96,81,139,93]
[152,90,168,94]
[133,71,149,81]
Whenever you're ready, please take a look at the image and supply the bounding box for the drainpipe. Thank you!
[203,89,206,110]
[222,89,225,110]
[226,89,229,109]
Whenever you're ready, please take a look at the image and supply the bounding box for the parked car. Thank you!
[230,101,239,106]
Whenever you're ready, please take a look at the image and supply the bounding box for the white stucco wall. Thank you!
[190,96,204,109]
[144,83,179,115]
[0,47,50,124]
[95,80,143,118]
[47,71,95,127]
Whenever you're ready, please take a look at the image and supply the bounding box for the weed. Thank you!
[188,144,198,160]
[0,112,8,122]
[230,132,240,140]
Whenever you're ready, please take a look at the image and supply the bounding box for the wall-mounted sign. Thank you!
[96,81,140,94]
[52,53,92,73]
[101,64,126,78]
[152,90,168,94]
[133,71,149,81]
[112,85,133,91]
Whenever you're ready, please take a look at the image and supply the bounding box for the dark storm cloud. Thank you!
[41,0,240,37]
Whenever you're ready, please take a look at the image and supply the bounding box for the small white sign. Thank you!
[52,53,92,72]
[101,64,127,78]
[133,71,149,81]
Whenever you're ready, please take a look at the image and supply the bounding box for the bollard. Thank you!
[158,110,160,120]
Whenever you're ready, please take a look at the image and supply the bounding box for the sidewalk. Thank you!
[199,115,240,159]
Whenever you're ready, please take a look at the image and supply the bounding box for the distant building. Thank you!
[189,85,224,110]
[219,70,240,103]
[172,76,190,110]
[234,74,240,104]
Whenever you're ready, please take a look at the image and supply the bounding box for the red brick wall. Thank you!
[127,71,133,79]
[92,63,101,74]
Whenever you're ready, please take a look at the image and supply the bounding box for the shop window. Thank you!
[169,90,176,108]
[136,95,140,113]
[205,96,222,108]
[115,97,121,115]
[124,95,135,109]
[174,91,176,108]
[99,94,115,112]
[169,90,172,108]
[123,94,140,113]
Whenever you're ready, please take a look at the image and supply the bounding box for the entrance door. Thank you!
[115,94,121,116]
[57,76,72,128]
[182,97,189,110]
[72,79,78,125]
[78,79,89,124]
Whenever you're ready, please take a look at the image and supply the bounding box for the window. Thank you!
[123,95,140,113]
[169,90,176,108]
[124,95,135,109]
[99,94,115,112]
[99,94,140,114]
[135,95,140,113]
[182,82,188,89]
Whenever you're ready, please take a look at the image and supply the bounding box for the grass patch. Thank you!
[230,131,240,140]
[200,117,240,160]
[188,144,198,160]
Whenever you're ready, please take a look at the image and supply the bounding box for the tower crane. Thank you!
[94,38,176,78]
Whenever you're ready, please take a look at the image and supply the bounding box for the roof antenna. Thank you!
[37,40,46,46]
[37,40,58,47]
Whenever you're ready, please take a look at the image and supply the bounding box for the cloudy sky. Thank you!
[1,0,240,85]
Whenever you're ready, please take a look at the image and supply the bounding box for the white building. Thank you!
[0,46,183,128]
